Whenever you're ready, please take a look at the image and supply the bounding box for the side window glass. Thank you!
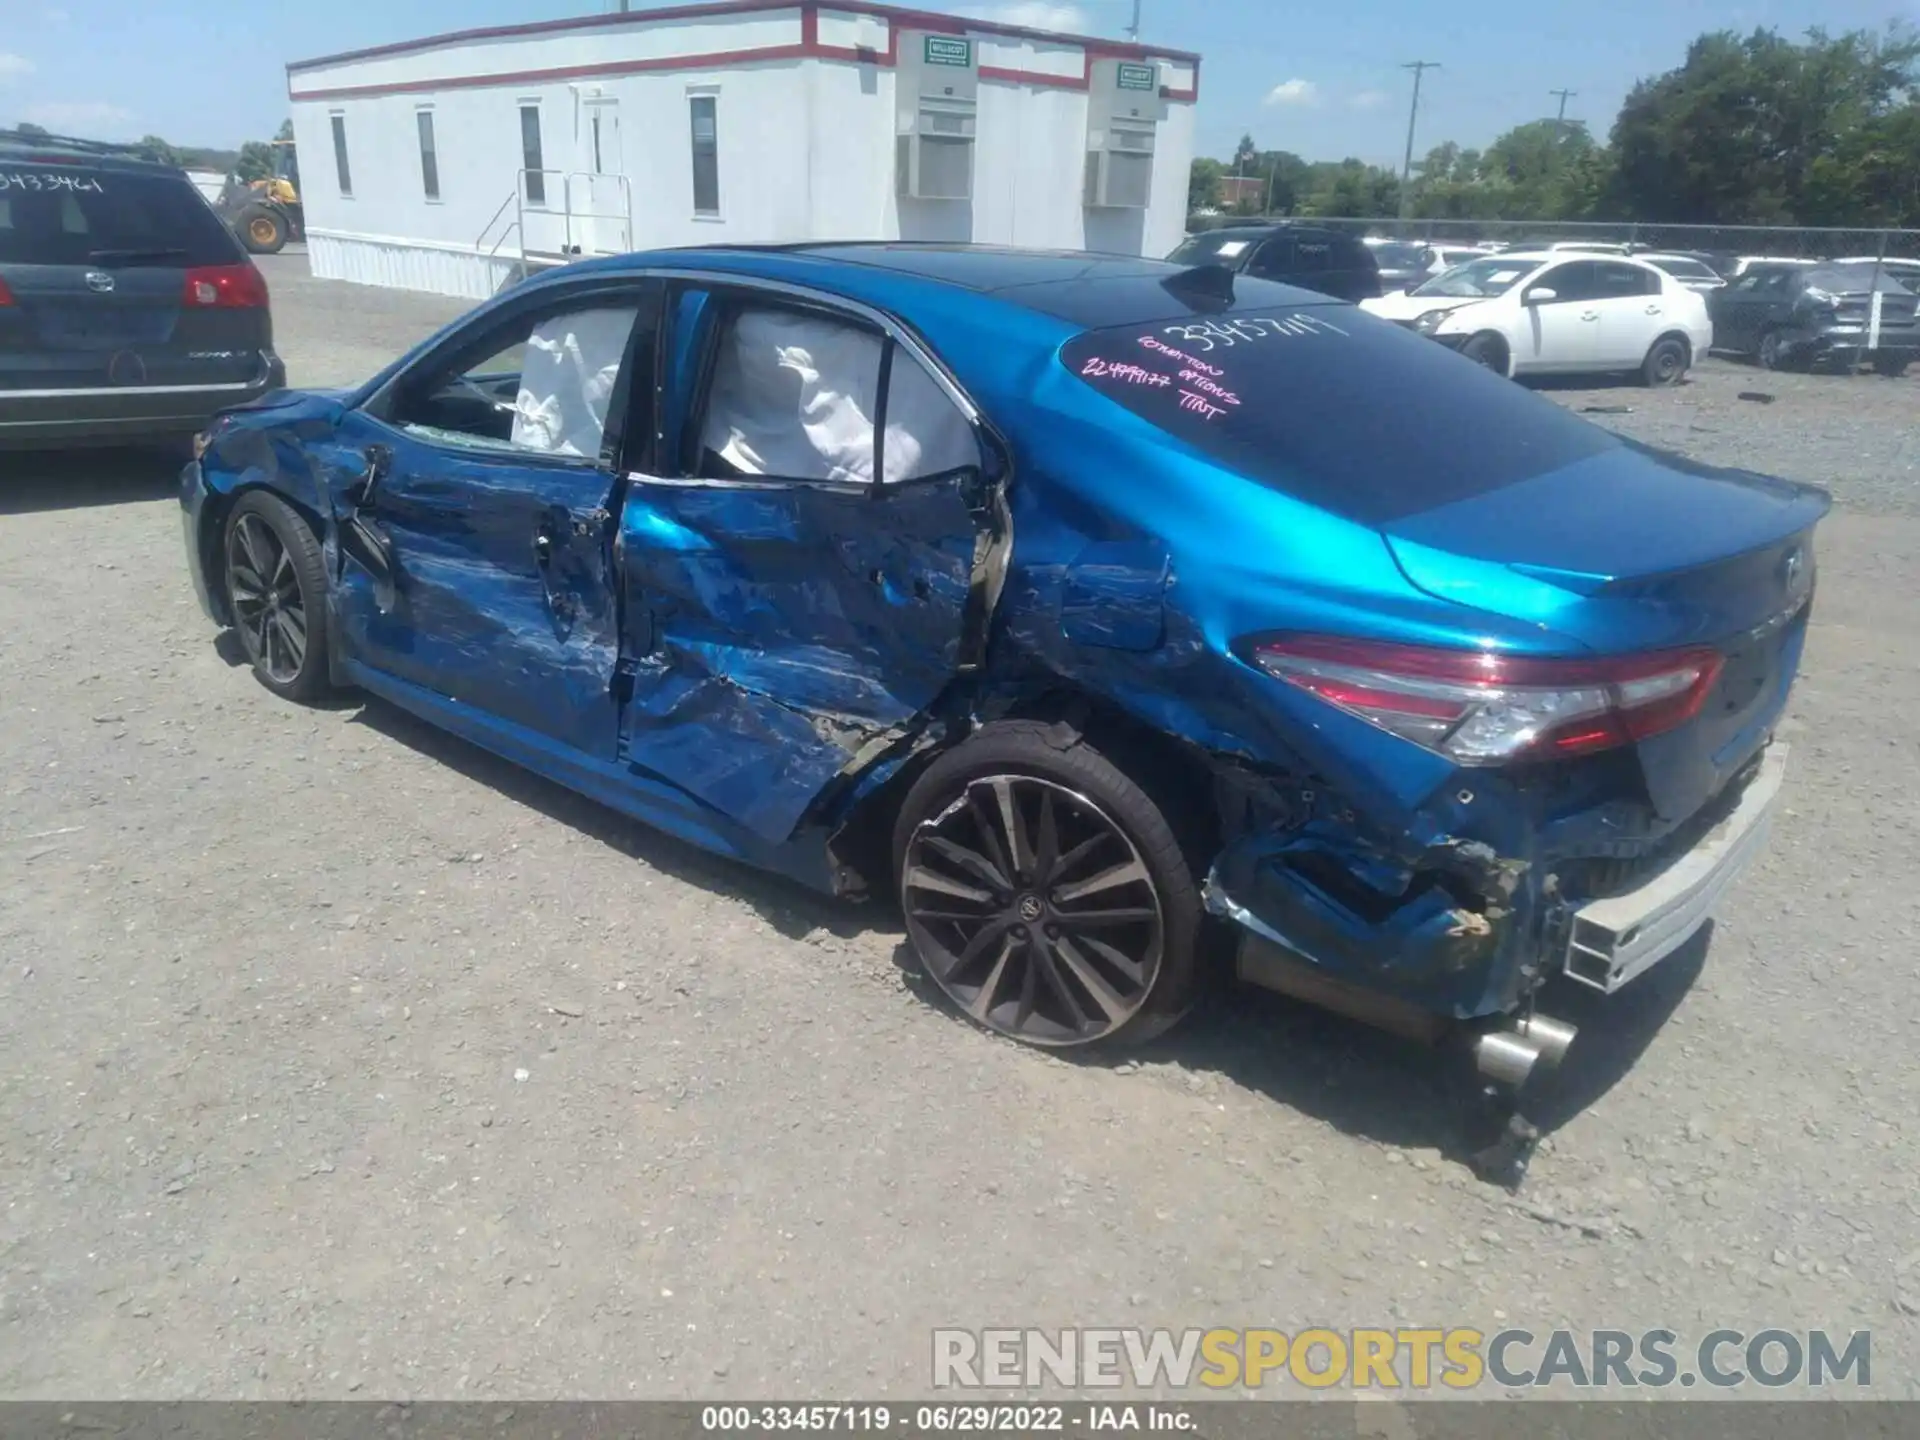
[1593,262,1654,298]
[391,301,640,459]
[693,304,978,485]
[1538,262,1593,302]
[882,348,979,483]
[1247,238,1294,278]
[698,306,884,483]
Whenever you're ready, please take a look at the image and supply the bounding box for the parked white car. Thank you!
[1360,251,1714,384]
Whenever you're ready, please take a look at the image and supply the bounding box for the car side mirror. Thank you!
[1524,287,1558,305]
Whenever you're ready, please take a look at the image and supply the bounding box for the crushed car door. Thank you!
[327,279,659,757]
[614,282,1005,844]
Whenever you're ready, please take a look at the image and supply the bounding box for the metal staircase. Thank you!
[477,169,635,289]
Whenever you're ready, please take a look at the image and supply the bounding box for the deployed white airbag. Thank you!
[701,309,977,484]
[510,306,636,458]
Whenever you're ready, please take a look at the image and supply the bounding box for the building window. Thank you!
[416,110,439,200]
[520,104,545,206]
[330,113,351,197]
[689,94,719,216]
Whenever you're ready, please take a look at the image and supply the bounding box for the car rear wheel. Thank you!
[893,720,1202,1050]
[1640,335,1690,387]
[1460,332,1508,376]
[1757,329,1797,372]
[238,205,288,256]
[1873,353,1910,378]
[223,491,330,703]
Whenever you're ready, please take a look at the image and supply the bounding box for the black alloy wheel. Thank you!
[902,775,1166,1047]
[222,490,331,702]
[228,511,306,684]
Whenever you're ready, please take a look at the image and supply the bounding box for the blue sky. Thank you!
[0,0,1909,163]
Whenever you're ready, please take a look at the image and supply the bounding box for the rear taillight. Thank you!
[1247,635,1724,766]
[182,263,268,308]
[0,276,13,306]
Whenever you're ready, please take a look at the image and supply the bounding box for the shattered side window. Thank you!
[1060,308,1617,527]
[388,301,641,460]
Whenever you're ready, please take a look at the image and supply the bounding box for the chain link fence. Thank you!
[1183,215,1920,264]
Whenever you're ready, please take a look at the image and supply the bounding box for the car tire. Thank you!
[1873,353,1910,378]
[1640,335,1690,387]
[223,490,331,703]
[1757,329,1797,372]
[892,719,1203,1051]
[1460,333,1508,376]
[237,205,288,256]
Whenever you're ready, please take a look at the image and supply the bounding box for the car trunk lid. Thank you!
[1382,444,1828,818]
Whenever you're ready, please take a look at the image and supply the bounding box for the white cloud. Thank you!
[24,101,135,135]
[1264,78,1320,107]
[955,2,1093,32]
[1350,89,1388,110]
[0,51,34,82]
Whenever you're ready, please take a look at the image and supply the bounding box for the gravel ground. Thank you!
[2,254,1917,1400]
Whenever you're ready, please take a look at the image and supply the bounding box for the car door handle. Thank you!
[1645,304,1664,315]
[1580,310,1600,321]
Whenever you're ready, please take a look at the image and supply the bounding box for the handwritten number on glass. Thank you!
[1161,315,1347,352]
[0,172,107,193]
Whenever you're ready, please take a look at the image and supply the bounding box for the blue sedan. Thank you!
[181,245,1826,1178]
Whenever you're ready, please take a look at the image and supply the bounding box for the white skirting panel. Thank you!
[307,231,519,301]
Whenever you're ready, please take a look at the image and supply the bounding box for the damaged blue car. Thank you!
[181,245,1826,1179]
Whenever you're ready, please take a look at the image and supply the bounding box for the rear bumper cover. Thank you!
[1562,741,1785,992]
[0,354,286,447]
[1206,740,1787,1023]
[1785,323,1920,356]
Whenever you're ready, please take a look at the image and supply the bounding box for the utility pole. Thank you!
[1549,88,1576,130]
[1398,60,1439,222]
[1126,0,1141,41]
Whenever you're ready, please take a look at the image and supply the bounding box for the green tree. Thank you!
[1188,156,1224,211]
[275,118,294,142]
[1231,132,1258,172]
[135,134,181,166]
[13,121,50,138]
[1609,25,1920,223]
[235,140,277,182]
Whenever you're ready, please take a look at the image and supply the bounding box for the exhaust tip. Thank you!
[1516,1013,1577,1071]
[1473,1029,1542,1089]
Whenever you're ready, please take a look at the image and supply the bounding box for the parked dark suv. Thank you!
[1708,260,1919,375]
[1166,224,1381,302]
[0,131,285,449]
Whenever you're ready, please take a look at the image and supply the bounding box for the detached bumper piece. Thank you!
[1561,742,1787,994]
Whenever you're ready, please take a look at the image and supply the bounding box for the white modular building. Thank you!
[286,0,1201,299]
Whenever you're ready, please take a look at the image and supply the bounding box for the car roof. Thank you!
[0,130,184,177]
[565,242,1344,333]
[1182,223,1352,241]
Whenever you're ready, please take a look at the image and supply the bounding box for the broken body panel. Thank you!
[182,246,1828,1036]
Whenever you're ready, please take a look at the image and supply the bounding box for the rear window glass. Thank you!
[0,166,240,267]
[1060,308,1617,527]
[1803,263,1913,294]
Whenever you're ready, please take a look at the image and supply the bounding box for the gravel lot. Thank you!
[2,252,1917,1400]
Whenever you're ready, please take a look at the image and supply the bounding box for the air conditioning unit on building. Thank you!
[896,31,978,201]
[1085,58,1165,209]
